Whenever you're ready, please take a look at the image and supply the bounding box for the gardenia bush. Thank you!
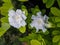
[0,0,60,45]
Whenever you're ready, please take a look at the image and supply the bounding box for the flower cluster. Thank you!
[8,9,51,32]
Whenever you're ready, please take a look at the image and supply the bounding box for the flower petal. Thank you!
[13,23,20,28]
[22,14,27,20]
[42,27,47,32]
[8,10,15,17]
[31,15,36,19]
[9,17,20,28]
[16,9,23,15]
[21,20,26,26]
[44,15,49,22]
[37,12,41,16]
[8,9,27,29]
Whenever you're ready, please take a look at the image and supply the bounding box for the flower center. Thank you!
[15,16,20,20]
[38,20,41,24]
[13,15,21,21]
[37,18,44,24]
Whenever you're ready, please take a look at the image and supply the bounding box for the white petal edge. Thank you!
[42,27,47,32]
[8,10,15,17]
[16,9,23,15]
[37,12,41,16]
[22,14,27,20]
[9,17,20,28]
[31,15,36,19]
[21,20,26,26]
[44,15,49,21]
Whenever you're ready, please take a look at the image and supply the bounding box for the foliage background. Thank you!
[0,0,60,45]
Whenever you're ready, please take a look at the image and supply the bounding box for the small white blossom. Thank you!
[8,9,27,28]
[30,12,49,32]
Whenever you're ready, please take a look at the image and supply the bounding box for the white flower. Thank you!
[8,9,27,28]
[30,12,49,32]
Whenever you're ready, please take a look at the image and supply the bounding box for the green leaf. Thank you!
[0,23,10,37]
[1,23,10,30]
[37,35,43,41]
[18,0,28,2]
[52,30,60,35]
[52,35,60,43]
[51,7,60,16]
[50,17,60,23]
[57,0,60,7]
[31,5,40,15]
[43,0,47,3]
[3,0,12,3]
[41,9,46,15]
[58,41,60,45]
[0,28,6,37]
[43,30,49,35]
[50,17,55,22]
[1,16,8,23]
[28,33,37,39]
[46,0,55,8]
[57,23,60,27]
[30,40,41,45]
[55,17,60,22]
[0,0,13,16]
[19,26,26,33]
[21,5,28,16]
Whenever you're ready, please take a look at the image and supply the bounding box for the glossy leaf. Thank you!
[30,40,41,45]
[28,33,37,39]
[46,0,55,8]
[55,17,60,23]
[19,26,26,33]
[31,5,40,15]
[52,35,60,43]
[3,0,12,3]
[0,23,10,37]
[21,5,28,16]
[0,28,6,37]
[51,7,60,16]
[0,0,13,16]
[52,30,60,35]
[1,23,10,30]
[1,16,8,23]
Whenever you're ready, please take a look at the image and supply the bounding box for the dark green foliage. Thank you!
[0,0,60,45]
